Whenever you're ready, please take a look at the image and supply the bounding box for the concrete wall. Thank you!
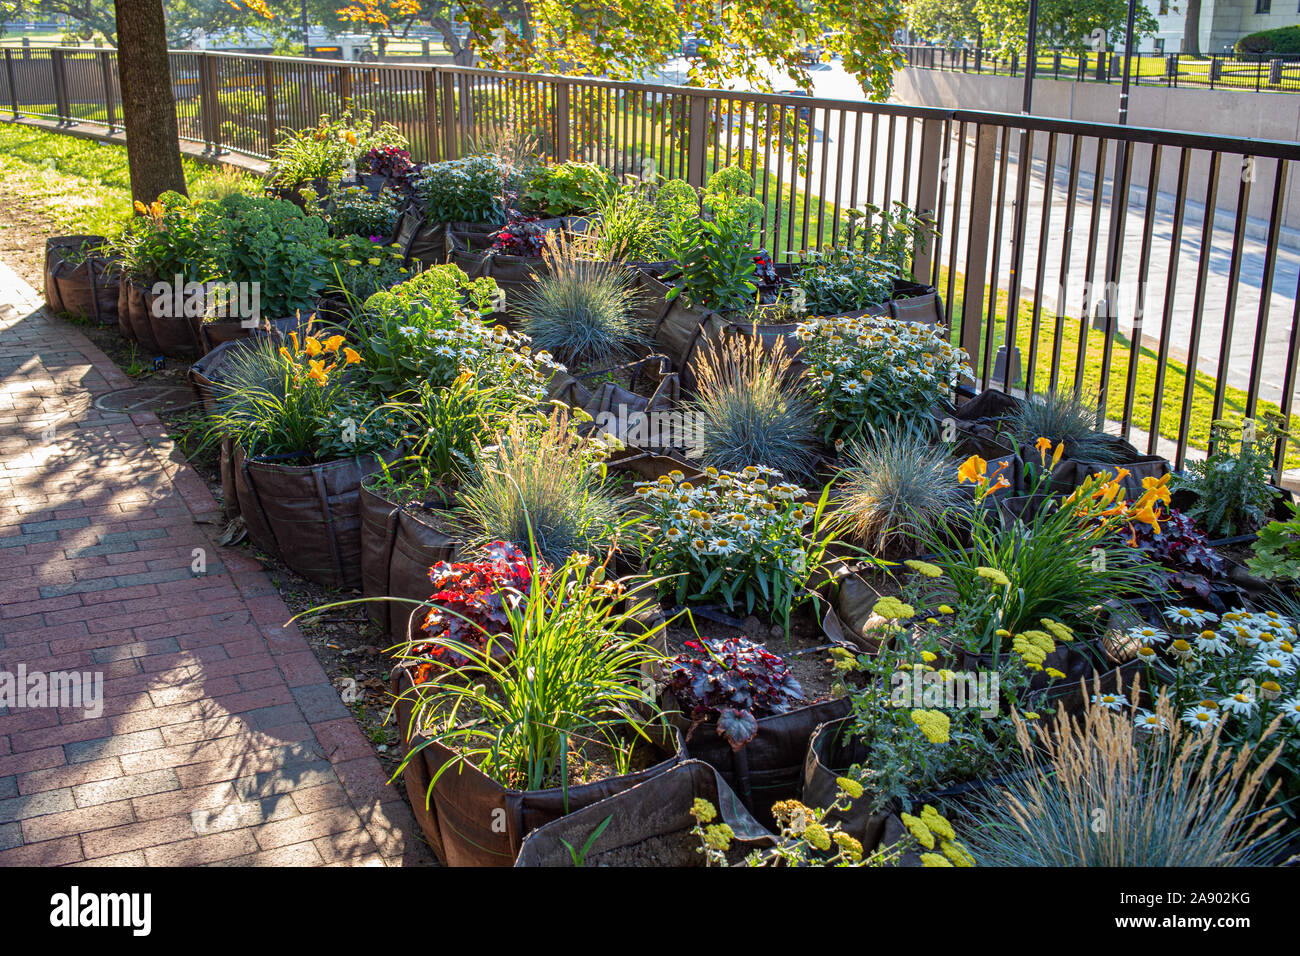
[892,67,1300,232]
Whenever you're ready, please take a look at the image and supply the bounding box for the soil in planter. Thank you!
[583,827,752,867]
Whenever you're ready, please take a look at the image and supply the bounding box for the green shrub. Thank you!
[413,155,506,225]
[1237,25,1300,55]
[792,247,894,315]
[521,161,616,216]
[1172,418,1282,538]
[327,184,401,239]
[667,167,763,313]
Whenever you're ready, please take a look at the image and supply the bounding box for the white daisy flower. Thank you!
[1278,697,1300,726]
[1181,706,1221,730]
[1133,709,1168,732]
[1164,606,1218,628]
[1218,691,1257,717]
[1193,630,1232,657]
[1127,625,1169,645]
[1253,652,1297,678]
[1092,692,1126,711]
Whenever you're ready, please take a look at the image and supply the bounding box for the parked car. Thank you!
[777,89,812,124]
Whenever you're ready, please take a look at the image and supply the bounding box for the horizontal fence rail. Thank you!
[5,46,1300,477]
[901,44,1300,94]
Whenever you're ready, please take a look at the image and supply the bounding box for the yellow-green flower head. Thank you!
[910,708,951,744]
[804,821,832,852]
[920,852,952,867]
[833,832,863,861]
[975,566,1011,588]
[703,823,734,851]
[941,839,975,867]
[1040,618,1073,641]
[938,604,955,615]
[920,805,955,841]
[903,559,943,578]
[691,798,717,823]
[900,812,935,849]
[836,776,864,800]
[873,596,915,620]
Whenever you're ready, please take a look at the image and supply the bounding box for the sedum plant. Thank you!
[690,334,817,481]
[520,161,615,216]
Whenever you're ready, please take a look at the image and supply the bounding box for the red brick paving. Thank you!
[0,267,431,866]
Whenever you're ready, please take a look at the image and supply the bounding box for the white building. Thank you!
[1144,0,1300,55]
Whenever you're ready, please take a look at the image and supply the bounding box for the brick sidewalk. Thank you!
[0,266,430,866]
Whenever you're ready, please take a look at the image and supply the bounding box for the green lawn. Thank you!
[0,121,258,237]
[939,264,1300,471]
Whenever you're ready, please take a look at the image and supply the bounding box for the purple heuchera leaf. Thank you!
[716,708,759,749]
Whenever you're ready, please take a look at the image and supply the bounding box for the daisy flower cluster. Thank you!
[422,314,564,398]
[1117,607,1300,738]
[634,465,820,619]
[794,313,971,442]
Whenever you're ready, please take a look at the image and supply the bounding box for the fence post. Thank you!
[439,70,458,160]
[913,118,944,283]
[685,93,708,187]
[1095,50,1107,81]
[961,125,996,376]
[263,60,277,153]
[4,50,18,119]
[339,65,352,107]
[420,69,437,162]
[554,80,571,162]
[50,48,70,124]
[99,49,116,133]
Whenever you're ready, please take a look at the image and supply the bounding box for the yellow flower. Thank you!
[937,604,955,615]
[941,839,975,867]
[804,821,831,852]
[836,776,864,800]
[920,651,937,663]
[690,798,716,823]
[903,559,942,578]
[920,805,955,841]
[322,334,345,354]
[702,823,734,851]
[900,812,935,849]
[910,708,951,744]
[304,336,323,357]
[873,596,915,620]
[833,832,863,861]
[975,566,1010,588]
[957,455,987,485]
[306,359,329,386]
[1040,618,1073,641]
[343,347,361,365]
[920,852,952,867]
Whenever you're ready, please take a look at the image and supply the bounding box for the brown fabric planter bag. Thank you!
[45,235,120,325]
[514,759,775,867]
[141,284,204,359]
[391,662,681,866]
[358,483,459,641]
[229,445,389,589]
[124,282,162,354]
[664,687,850,828]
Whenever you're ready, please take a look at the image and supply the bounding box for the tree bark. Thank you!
[1181,0,1201,57]
[114,0,187,203]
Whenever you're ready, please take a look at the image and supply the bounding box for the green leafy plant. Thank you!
[1249,499,1300,582]
[792,247,894,315]
[394,550,668,792]
[327,184,402,239]
[1171,418,1282,539]
[689,334,818,480]
[324,236,410,303]
[590,179,696,262]
[521,161,616,216]
[111,193,214,283]
[797,312,969,444]
[457,413,623,565]
[635,466,843,631]
[268,111,406,187]
[413,155,507,224]
[667,167,763,313]
[838,431,968,556]
[516,232,649,369]
[843,201,927,279]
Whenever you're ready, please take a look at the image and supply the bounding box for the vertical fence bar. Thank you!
[913,118,944,283]
[99,50,117,132]
[1246,159,1289,419]
[961,125,996,375]
[5,49,18,119]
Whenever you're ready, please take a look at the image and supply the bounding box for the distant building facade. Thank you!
[1145,0,1300,54]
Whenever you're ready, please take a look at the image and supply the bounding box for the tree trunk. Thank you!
[1181,0,1201,57]
[114,0,187,203]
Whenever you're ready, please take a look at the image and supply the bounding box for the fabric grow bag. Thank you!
[45,235,120,325]
[123,282,162,354]
[802,716,895,844]
[514,759,774,867]
[391,209,499,269]
[140,283,204,359]
[358,483,459,642]
[391,661,681,867]
[228,445,389,588]
[664,688,850,827]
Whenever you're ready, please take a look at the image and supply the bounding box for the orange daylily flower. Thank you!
[957,455,987,485]
[343,347,361,365]
[323,335,345,354]
[306,359,329,385]
[304,336,323,357]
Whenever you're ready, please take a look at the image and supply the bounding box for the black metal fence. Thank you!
[4,46,1300,476]
[901,44,1300,93]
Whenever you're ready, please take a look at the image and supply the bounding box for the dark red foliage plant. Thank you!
[410,542,541,676]
[663,636,804,749]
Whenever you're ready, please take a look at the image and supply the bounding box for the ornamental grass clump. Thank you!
[961,682,1293,866]
[517,232,649,369]
[837,430,968,556]
[394,550,668,792]
[456,413,622,566]
[796,313,970,444]
[634,466,843,632]
[689,335,818,481]
[1006,387,1122,464]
